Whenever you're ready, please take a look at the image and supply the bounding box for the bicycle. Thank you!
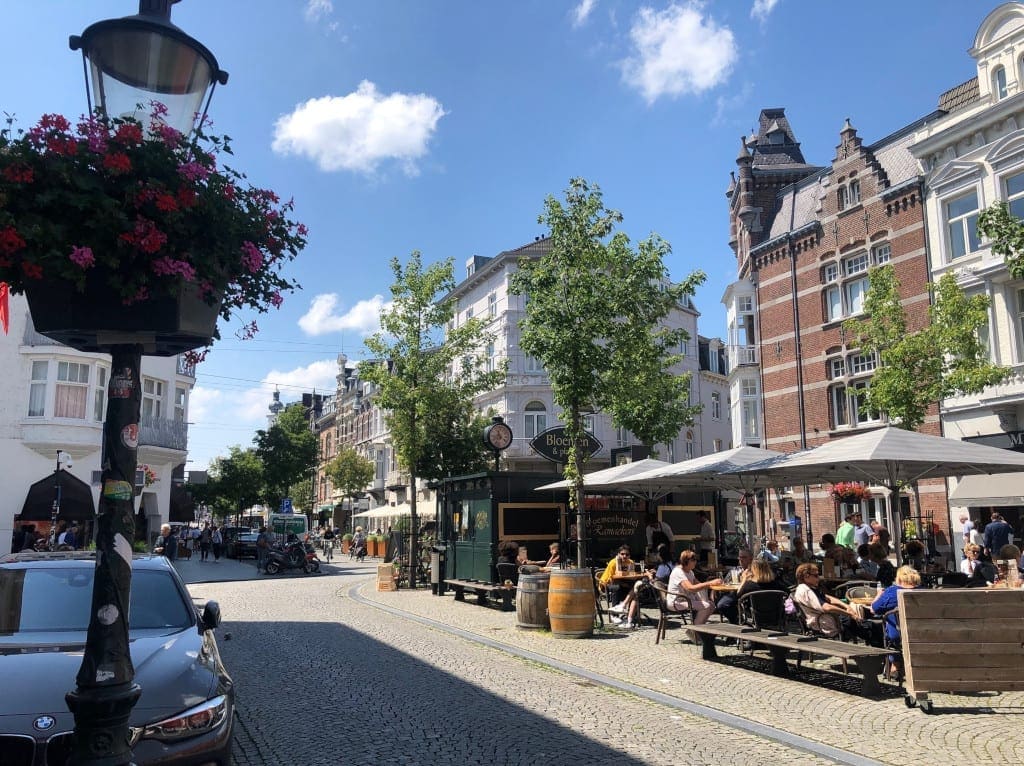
[321,536,334,563]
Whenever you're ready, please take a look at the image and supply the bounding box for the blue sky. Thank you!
[1,0,997,469]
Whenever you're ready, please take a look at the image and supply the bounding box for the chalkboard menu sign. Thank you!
[497,503,565,540]
[659,505,713,537]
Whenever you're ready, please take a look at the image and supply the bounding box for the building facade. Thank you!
[446,238,732,473]
[911,1,1024,541]
[724,108,949,548]
[3,294,195,553]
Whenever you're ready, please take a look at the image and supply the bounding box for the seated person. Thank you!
[855,543,879,579]
[792,562,873,643]
[540,542,561,570]
[608,543,673,629]
[780,536,814,568]
[497,540,520,566]
[870,565,922,677]
[961,543,984,576]
[760,540,781,563]
[667,549,723,630]
[818,533,846,563]
[717,548,754,624]
[903,539,926,571]
[736,559,787,629]
[597,545,636,607]
[868,542,895,587]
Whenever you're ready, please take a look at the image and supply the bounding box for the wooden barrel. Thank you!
[547,568,595,638]
[516,572,550,630]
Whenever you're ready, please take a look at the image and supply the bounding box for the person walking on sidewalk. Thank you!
[211,525,223,562]
[199,524,212,562]
[256,526,272,573]
[154,524,178,561]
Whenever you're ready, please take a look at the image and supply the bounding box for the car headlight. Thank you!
[132,695,229,744]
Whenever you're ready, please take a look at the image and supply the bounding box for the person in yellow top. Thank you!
[598,545,636,608]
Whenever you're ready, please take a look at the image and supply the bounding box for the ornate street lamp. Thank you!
[70,0,228,135]
[64,3,226,764]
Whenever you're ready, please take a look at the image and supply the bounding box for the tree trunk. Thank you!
[409,471,418,588]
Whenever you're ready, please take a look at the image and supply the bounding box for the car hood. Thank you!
[0,627,225,731]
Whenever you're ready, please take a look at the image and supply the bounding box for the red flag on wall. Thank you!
[0,282,8,335]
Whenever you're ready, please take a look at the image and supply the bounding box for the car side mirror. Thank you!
[200,600,222,632]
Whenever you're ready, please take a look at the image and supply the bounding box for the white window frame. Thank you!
[945,189,981,260]
[848,179,861,205]
[487,292,497,319]
[850,352,877,374]
[825,285,842,321]
[685,431,694,460]
[845,276,870,316]
[55,361,90,419]
[174,385,187,423]
[740,378,757,398]
[995,66,1008,100]
[711,391,721,420]
[94,365,108,422]
[524,355,543,374]
[485,342,495,372]
[872,243,891,265]
[581,414,595,434]
[616,425,629,447]
[831,384,849,428]
[738,296,753,313]
[823,263,839,283]
[28,360,48,417]
[524,401,547,439]
[1005,170,1024,220]
[142,377,164,420]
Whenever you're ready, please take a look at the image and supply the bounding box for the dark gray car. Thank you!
[0,552,233,765]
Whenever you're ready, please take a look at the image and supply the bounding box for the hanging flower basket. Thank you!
[0,108,306,356]
[830,482,871,503]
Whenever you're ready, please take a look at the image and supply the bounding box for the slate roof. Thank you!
[749,108,819,171]
[937,77,980,113]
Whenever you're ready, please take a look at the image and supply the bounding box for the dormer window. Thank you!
[994,65,1008,100]
[767,129,784,145]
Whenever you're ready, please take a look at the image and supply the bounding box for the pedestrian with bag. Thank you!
[211,525,223,562]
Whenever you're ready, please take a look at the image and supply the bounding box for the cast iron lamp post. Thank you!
[63,2,226,764]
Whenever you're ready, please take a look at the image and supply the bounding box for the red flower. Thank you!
[103,153,131,174]
[21,262,43,279]
[114,123,143,145]
[154,193,178,212]
[3,164,33,183]
[0,226,26,254]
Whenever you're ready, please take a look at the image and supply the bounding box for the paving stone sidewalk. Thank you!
[359,581,1024,766]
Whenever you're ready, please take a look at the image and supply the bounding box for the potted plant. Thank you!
[0,107,306,356]
[829,482,871,504]
[341,532,353,554]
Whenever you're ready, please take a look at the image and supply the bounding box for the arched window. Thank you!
[524,401,547,439]
[685,430,694,460]
[994,65,1008,100]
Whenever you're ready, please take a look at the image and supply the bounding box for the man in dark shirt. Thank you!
[983,512,1013,558]
[153,523,179,561]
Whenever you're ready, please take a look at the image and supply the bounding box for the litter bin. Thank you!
[430,544,447,596]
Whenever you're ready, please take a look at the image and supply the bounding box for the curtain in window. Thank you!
[55,384,87,419]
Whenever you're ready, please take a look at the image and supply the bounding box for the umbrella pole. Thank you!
[888,484,903,567]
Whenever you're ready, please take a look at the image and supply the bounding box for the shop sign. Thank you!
[529,427,603,464]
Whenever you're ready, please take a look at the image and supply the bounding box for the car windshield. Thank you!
[240,533,258,541]
[0,568,193,634]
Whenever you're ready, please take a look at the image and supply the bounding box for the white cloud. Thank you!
[235,360,341,422]
[305,0,333,22]
[621,3,737,104]
[188,386,223,427]
[271,81,447,175]
[572,0,598,27]
[751,0,780,21]
[298,293,389,336]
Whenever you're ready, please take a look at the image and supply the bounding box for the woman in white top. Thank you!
[667,549,722,625]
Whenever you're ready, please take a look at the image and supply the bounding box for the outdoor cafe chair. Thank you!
[832,580,877,599]
[651,581,694,645]
[737,590,788,632]
[789,586,849,674]
[845,585,879,600]
[496,561,519,586]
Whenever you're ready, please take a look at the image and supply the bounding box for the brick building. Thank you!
[724,109,950,551]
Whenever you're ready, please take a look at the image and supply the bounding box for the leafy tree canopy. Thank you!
[206,446,264,516]
[325,448,375,501]
[844,264,1009,430]
[254,402,318,503]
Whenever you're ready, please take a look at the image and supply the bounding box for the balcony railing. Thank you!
[176,355,196,378]
[139,415,188,451]
[728,344,758,370]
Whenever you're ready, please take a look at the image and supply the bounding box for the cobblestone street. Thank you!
[180,558,1024,766]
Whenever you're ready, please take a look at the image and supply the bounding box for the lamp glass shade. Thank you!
[82,21,216,135]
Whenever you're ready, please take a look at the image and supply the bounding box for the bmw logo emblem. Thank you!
[33,715,56,732]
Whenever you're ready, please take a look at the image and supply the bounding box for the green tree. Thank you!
[509,178,705,565]
[979,201,1024,280]
[254,402,319,505]
[362,252,506,586]
[207,446,265,521]
[417,396,496,480]
[844,264,1009,431]
[325,448,376,530]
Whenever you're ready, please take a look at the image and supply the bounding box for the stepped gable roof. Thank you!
[937,77,980,113]
[749,108,818,171]
[765,119,927,241]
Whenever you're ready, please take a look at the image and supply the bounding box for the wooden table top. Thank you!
[612,571,645,581]
[849,595,877,606]
[709,583,740,592]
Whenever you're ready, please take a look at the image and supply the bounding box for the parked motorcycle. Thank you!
[265,538,320,575]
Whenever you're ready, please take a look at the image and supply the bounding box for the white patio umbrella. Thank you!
[598,446,786,495]
[533,458,671,494]
[724,426,1024,561]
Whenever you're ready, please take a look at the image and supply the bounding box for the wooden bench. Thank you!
[444,579,515,611]
[899,587,1024,713]
[685,622,892,696]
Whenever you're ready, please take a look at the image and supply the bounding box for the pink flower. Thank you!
[240,241,264,273]
[69,245,95,269]
[177,161,210,182]
[270,291,283,308]
[151,256,196,281]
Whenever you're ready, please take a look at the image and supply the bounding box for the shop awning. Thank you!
[948,472,1024,506]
